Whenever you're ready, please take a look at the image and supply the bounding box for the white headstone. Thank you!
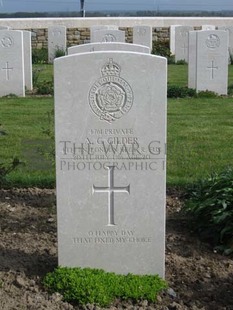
[68,42,150,55]
[90,25,118,42]
[170,25,181,55]
[201,25,216,31]
[22,31,33,91]
[0,30,25,97]
[175,26,193,62]
[188,30,228,95]
[54,51,167,277]
[133,26,152,51]
[188,32,197,89]
[48,25,66,63]
[91,29,125,43]
[218,26,233,57]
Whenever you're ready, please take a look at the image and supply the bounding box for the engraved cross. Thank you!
[207,60,218,80]
[92,166,130,226]
[2,62,13,80]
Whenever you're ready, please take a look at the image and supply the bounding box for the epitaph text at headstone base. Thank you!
[55,52,167,277]
[48,25,66,63]
[175,26,193,62]
[0,30,25,97]
[68,42,150,55]
[188,30,228,95]
[133,26,152,51]
[91,29,125,43]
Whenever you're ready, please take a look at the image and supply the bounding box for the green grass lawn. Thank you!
[0,97,54,187]
[32,63,233,88]
[33,64,53,83]
[0,64,233,187]
[167,97,233,185]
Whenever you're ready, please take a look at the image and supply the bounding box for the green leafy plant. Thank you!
[229,53,233,65]
[55,47,66,58]
[32,67,42,86]
[167,85,196,98]
[168,55,175,64]
[43,267,167,307]
[185,167,233,254]
[152,40,171,58]
[0,158,24,185]
[32,48,48,64]
[36,80,54,95]
[2,93,18,98]
[40,109,55,164]
[175,59,187,65]
[228,84,233,96]
[196,90,218,98]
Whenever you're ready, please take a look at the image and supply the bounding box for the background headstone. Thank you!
[68,42,150,55]
[54,51,167,277]
[133,26,152,51]
[90,25,118,42]
[188,31,197,89]
[170,25,181,55]
[48,25,66,63]
[22,30,33,91]
[201,25,216,31]
[0,26,10,30]
[175,26,193,62]
[91,29,125,43]
[0,30,25,97]
[218,26,233,57]
[188,30,228,95]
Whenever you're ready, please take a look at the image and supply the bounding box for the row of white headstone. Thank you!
[0,27,32,97]
[171,25,229,95]
[171,25,233,61]
[48,25,153,62]
[0,23,231,97]
[0,24,152,97]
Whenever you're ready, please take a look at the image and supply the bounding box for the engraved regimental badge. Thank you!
[206,34,220,49]
[89,58,134,123]
[1,35,14,48]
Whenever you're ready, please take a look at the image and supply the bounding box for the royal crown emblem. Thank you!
[89,58,134,123]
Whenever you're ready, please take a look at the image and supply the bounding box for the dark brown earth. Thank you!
[0,188,233,310]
